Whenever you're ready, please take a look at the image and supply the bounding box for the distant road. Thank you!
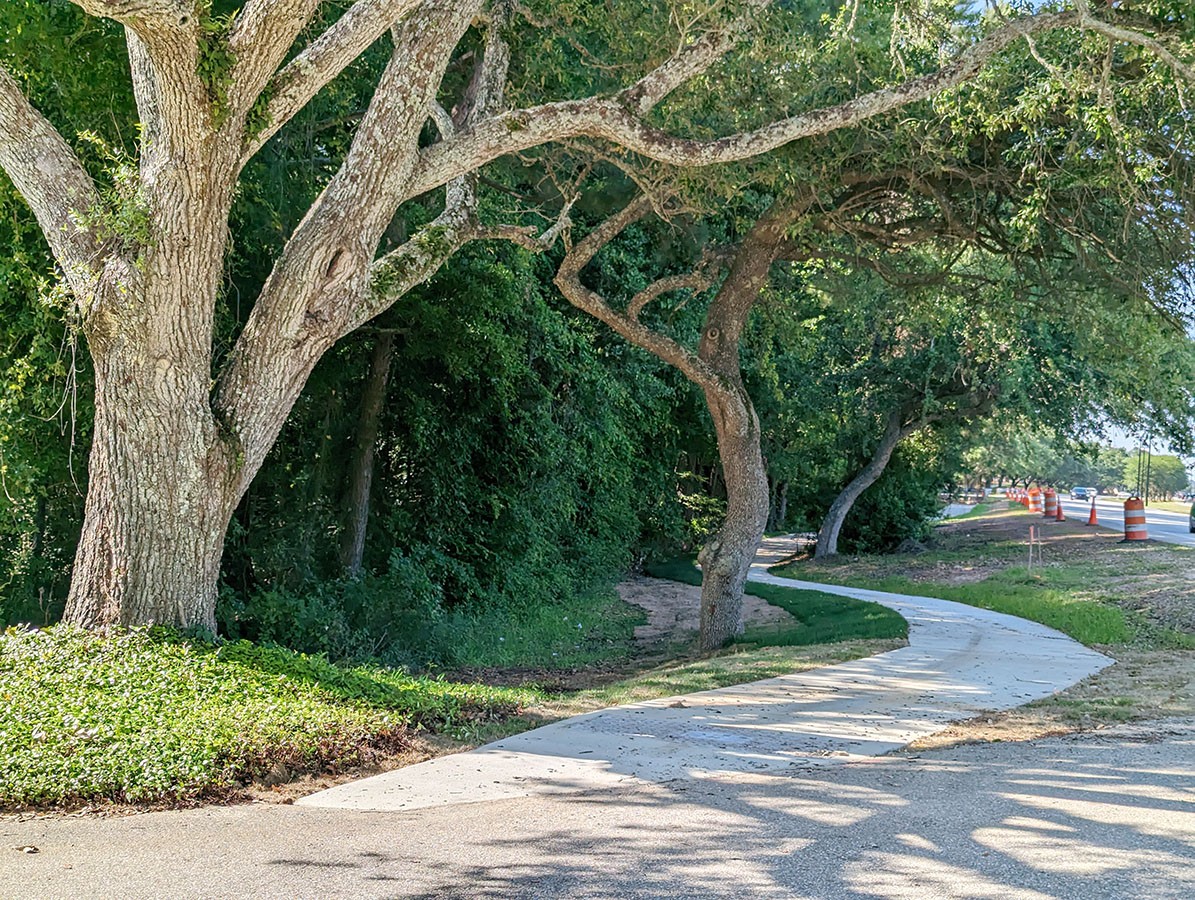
[1056,496,1195,548]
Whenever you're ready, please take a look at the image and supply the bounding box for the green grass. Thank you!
[947,501,994,520]
[0,626,532,808]
[644,557,907,647]
[772,564,1131,646]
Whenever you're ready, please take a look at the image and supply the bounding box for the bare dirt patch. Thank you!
[617,574,795,648]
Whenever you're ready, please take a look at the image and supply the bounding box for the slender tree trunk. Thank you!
[814,409,908,559]
[767,480,788,532]
[695,385,770,652]
[341,331,396,576]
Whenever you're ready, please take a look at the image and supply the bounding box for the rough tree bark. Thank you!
[556,192,809,651]
[0,1,1178,630]
[695,383,769,650]
[340,331,396,576]
[813,408,910,560]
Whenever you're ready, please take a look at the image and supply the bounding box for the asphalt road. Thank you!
[1055,497,1195,548]
[4,720,1193,899]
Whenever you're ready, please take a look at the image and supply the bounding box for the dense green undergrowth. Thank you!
[0,627,531,808]
[643,558,907,646]
[219,577,646,672]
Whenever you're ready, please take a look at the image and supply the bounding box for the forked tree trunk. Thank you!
[695,384,770,652]
[814,409,908,559]
[341,331,396,576]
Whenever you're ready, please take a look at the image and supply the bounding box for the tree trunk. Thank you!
[696,384,770,653]
[62,167,241,632]
[768,480,788,533]
[62,346,235,632]
[340,332,396,576]
[814,409,907,559]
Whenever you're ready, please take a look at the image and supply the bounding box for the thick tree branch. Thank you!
[227,0,324,116]
[1074,1,1195,85]
[0,66,104,296]
[216,0,484,481]
[115,17,209,169]
[405,10,1079,201]
[698,188,816,374]
[243,0,427,159]
[69,0,188,27]
[354,179,478,330]
[554,196,719,388]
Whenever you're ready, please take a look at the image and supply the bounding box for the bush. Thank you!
[838,454,944,554]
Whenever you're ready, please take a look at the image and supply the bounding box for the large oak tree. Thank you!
[0,0,1189,641]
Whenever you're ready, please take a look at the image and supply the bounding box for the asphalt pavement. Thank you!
[1055,497,1195,548]
[4,720,1193,898]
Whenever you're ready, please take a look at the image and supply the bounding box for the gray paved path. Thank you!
[6,542,1188,899]
[5,721,1193,898]
[295,538,1111,812]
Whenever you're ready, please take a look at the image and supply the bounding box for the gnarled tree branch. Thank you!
[554,195,719,388]
[242,0,427,160]
[0,66,104,297]
[405,10,1080,201]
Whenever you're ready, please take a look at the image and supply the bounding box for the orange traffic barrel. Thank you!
[1043,489,1057,519]
[1123,498,1148,541]
[1028,487,1042,513]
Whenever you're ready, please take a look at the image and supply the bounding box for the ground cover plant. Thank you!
[0,626,531,809]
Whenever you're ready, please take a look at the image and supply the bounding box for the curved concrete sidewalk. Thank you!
[299,539,1111,812]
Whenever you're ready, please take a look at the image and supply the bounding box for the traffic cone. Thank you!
[1055,502,1065,522]
[1086,501,1098,526]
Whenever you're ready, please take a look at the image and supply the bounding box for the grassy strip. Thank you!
[644,557,907,646]
[1148,500,1193,515]
[431,587,645,670]
[774,566,1130,646]
[946,501,993,520]
[0,626,532,808]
